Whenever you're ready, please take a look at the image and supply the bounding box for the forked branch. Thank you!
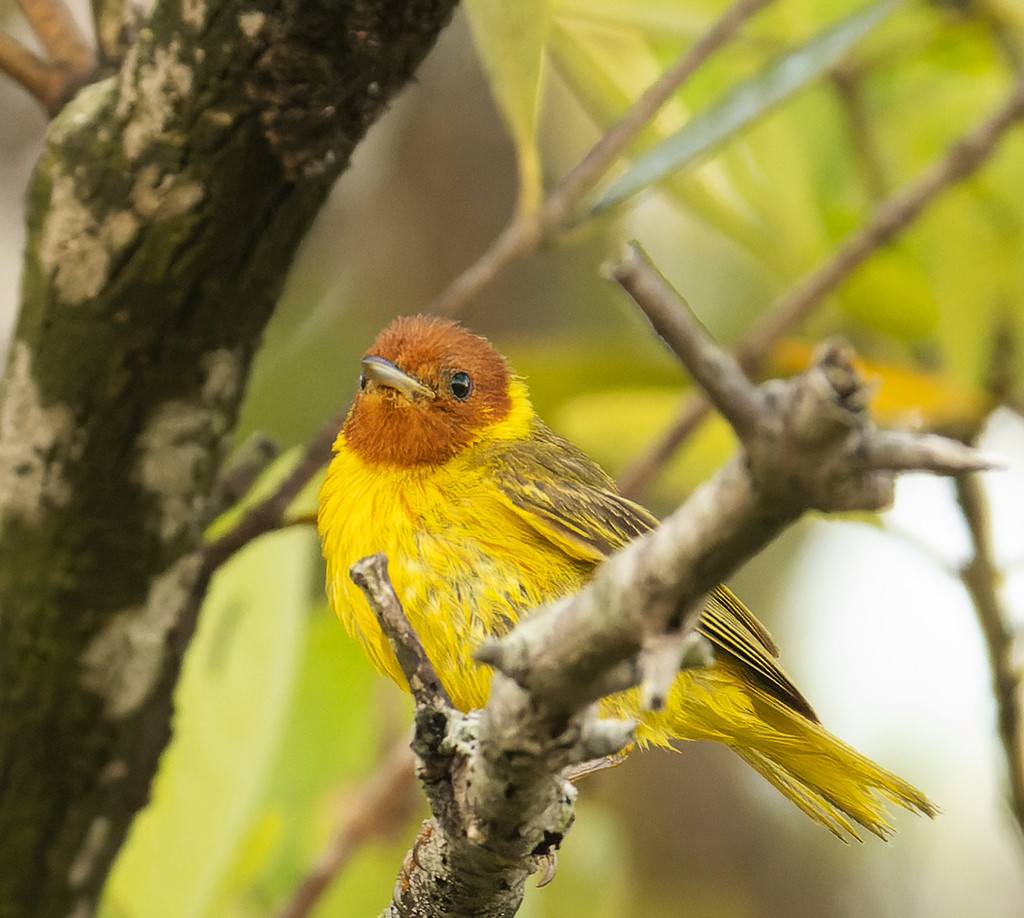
[348,247,992,917]
[619,76,1024,499]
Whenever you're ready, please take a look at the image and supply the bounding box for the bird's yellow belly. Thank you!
[319,453,589,711]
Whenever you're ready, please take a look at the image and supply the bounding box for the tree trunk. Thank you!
[0,1,457,915]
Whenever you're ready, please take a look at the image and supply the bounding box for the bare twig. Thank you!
[618,75,1024,500]
[610,244,763,439]
[17,0,93,72]
[0,33,56,104]
[956,470,1024,841]
[350,554,452,711]
[2,0,96,112]
[542,0,776,230]
[206,432,282,521]
[169,410,345,667]
[737,79,1024,368]
[864,431,998,474]
[276,740,418,918]
[638,630,711,712]
[202,408,347,570]
[429,0,776,318]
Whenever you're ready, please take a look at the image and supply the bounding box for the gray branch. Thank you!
[349,244,993,917]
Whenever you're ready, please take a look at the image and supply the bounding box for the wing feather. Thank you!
[477,420,816,721]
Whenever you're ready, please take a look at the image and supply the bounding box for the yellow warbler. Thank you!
[318,314,935,840]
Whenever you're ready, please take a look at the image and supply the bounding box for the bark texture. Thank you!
[0,2,457,915]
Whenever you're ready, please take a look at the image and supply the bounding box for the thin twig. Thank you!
[430,218,543,320]
[956,471,1024,841]
[276,740,418,918]
[618,75,1024,500]
[170,409,346,665]
[17,0,94,71]
[609,244,763,439]
[202,408,347,569]
[832,63,887,202]
[0,32,57,104]
[350,554,452,711]
[543,0,777,229]
[863,431,998,474]
[4,0,97,112]
[430,0,776,317]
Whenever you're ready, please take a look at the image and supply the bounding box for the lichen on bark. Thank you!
[0,1,458,915]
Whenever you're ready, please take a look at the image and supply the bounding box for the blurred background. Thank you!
[3,0,1024,915]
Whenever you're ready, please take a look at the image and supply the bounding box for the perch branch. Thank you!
[351,247,991,916]
[618,75,1024,499]
[350,554,452,712]
[488,248,993,703]
[350,556,545,918]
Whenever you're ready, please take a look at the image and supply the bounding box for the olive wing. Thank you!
[481,423,658,562]
[481,421,817,721]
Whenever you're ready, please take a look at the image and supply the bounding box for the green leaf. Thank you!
[591,0,900,213]
[546,14,763,248]
[100,530,313,918]
[204,445,319,543]
[465,0,550,212]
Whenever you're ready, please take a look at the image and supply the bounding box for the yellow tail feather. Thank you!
[604,665,936,841]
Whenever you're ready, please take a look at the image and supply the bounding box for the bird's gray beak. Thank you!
[360,355,436,401]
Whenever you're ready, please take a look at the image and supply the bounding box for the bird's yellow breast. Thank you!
[318,381,587,711]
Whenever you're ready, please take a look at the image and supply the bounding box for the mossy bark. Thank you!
[0,1,457,914]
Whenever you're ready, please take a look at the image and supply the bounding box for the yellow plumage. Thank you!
[318,315,936,841]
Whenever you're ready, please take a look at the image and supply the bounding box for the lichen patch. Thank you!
[238,11,266,39]
[200,348,243,407]
[80,554,203,719]
[67,816,111,889]
[181,0,208,30]
[131,164,205,221]
[137,400,217,543]
[38,173,141,306]
[0,342,79,527]
[118,37,194,161]
[135,349,242,543]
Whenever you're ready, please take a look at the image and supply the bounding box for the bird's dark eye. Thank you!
[359,373,367,391]
[449,370,473,401]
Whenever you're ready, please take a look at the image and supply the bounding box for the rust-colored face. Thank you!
[342,315,514,466]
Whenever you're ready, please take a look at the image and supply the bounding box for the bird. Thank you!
[317,313,936,840]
